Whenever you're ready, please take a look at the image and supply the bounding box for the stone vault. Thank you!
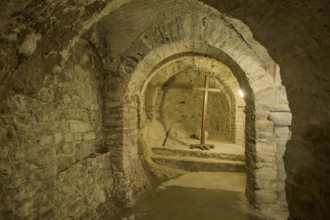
[0,0,329,220]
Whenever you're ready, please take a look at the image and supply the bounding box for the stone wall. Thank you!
[0,39,113,219]
[1,1,326,220]
[245,105,291,219]
[102,80,148,207]
[154,69,233,140]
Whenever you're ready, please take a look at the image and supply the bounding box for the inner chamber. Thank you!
[140,56,246,174]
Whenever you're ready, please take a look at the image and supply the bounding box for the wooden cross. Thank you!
[190,74,220,150]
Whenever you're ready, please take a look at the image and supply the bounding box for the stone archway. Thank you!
[99,2,291,218]
[141,56,245,146]
[119,41,290,220]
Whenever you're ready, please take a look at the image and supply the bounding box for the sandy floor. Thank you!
[115,172,267,220]
[162,171,246,191]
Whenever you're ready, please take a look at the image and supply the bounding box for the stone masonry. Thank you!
[0,0,329,220]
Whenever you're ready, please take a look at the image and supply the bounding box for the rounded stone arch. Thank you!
[115,8,291,218]
[120,41,290,216]
[141,55,243,144]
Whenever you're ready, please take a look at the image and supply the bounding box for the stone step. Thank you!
[152,147,245,162]
[151,155,246,172]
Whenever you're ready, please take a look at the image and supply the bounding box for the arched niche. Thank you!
[142,56,245,147]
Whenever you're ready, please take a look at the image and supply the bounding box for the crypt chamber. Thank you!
[139,55,247,174]
[0,0,329,220]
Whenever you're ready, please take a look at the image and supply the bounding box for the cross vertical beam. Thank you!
[190,74,220,150]
[201,74,209,145]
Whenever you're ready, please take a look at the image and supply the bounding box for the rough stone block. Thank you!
[270,104,290,112]
[268,112,292,126]
[255,121,274,132]
[74,134,83,141]
[255,142,276,153]
[81,111,90,121]
[0,160,12,177]
[255,110,270,120]
[256,178,276,190]
[83,132,96,141]
[276,86,289,104]
[54,132,63,145]
[16,182,42,200]
[66,110,80,120]
[69,121,93,133]
[36,165,57,180]
[256,132,272,141]
[255,153,276,163]
[18,33,41,57]
[61,143,76,155]
[275,127,290,136]
[64,133,73,142]
[255,86,276,102]
[0,145,9,159]
[56,156,74,173]
[79,143,93,158]
[93,187,106,203]
[18,199,36,217]
[254,101,272,111]
[255,162,274,169]
[255,168,277,180]
[276,137,289,147]
[254,190,277,204]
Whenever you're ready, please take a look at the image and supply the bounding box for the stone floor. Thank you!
[151,135,245,172]
[115,172,267,220]
[164,134,245,155]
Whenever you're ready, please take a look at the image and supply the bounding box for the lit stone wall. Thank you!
[152,69,233,141]
[235,106,245,145]
[0,39,113,219]
[143,56,245,145]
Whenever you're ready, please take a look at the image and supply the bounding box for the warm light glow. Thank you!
[239,89,244,98]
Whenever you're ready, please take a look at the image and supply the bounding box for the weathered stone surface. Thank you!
[1,0,328,220]
[18,33,42,57]
[254,190,277,204]
[145,56,245,144]
[69,121,93,133]
[255,121,274,132]
[83,132,97,141]
[255,110,270,120]
[268,112,292,126]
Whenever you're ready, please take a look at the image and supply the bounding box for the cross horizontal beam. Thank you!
[193,87,221,93]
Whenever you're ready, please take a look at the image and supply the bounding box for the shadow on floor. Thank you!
[120,187,265,220]
[115,172,266,220]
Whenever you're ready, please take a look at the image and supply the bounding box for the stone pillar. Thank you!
[104,97,147,207]
[245,103,291,219]
[269,111,292,218]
